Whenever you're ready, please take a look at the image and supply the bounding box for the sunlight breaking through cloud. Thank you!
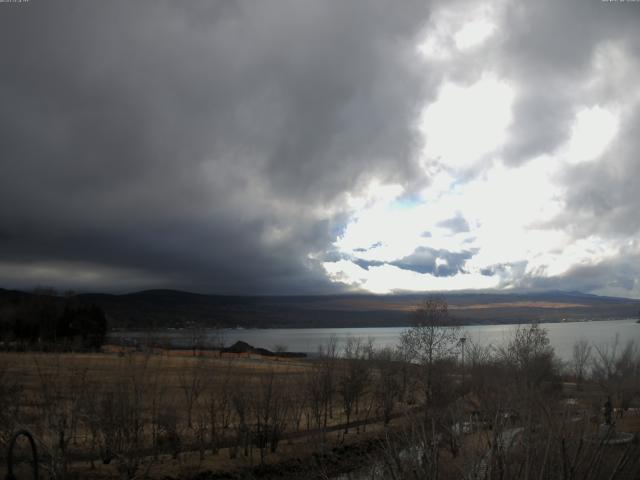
[419,75,514,170]
[324,144,622,293]
[564,107,619,165]
[319,0,640,296]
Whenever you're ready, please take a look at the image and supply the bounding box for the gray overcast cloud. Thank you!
[1,0,640,297]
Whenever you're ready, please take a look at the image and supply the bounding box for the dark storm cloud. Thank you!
[437,215,470,233]
[350,247,472,277]
[353,259,386,271]
[514,254,640,298]
[497,1,640,165]
[0,0,432,293]
[391,247,473,277]
[556,107,640,239]
[3,0,640,297]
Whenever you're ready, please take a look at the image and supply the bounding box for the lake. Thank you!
[108,318,640,362]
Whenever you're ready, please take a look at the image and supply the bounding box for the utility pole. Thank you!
[459,337,466,385]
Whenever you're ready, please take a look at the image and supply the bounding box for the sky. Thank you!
[1,0,640,297]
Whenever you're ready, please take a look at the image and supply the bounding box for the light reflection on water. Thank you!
[108,319,640,362]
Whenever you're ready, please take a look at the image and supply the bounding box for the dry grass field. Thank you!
[1,325,639,480]
[0,349,409,479]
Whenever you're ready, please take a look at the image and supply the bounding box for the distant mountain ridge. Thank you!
[1,287,639,329]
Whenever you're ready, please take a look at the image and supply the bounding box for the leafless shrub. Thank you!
[592,336,640,417]
[33,355,86,478]
[376,412,443,479]
[0,358,23,449]
[155,406,181,460]
[95,354,154,480]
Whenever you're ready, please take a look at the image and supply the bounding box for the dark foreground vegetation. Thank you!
[0,298,639,479]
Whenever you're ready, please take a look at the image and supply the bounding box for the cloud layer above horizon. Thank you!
[1,0,640,297]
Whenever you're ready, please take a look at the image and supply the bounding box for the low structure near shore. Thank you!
[102,340,307,359]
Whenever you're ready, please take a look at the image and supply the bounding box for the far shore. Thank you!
[107,316,638,333]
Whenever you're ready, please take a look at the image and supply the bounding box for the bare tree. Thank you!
[400,297,460,410]
[372,347,401,426]
[250,369,289,463]
[188,325,206,356]
[571,338,592,390]
[229,378,251,459]
[496,323,558,390]
[317,336,338,428]
[466,337,492,367]
[33,355,87,478]
[96,354,155,480]
[0,358,23,450]
[287,376,308,434]
[272,344,288,355]
[338,337,370,433]
[179,357,207,429]
[146,358,169,460]
[305,365,324,432]
[205,362,233,456]
[210,323,226,355]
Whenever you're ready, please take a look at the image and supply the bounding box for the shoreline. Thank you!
[107,316,639,333]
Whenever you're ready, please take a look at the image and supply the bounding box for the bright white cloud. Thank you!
[564,106,619,165]
[454,19,496,50]
[323,1,635,296]
[419,75,514,169]
[527,236,619,278]
[323,260,500,294]
[344,180,404,212]
[417,0,504,60]
[334,199,429,262]
[324,150,621,293]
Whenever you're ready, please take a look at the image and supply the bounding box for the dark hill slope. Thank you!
[71,289,640,329]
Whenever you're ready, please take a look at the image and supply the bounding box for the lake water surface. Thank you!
[109,319,640,362]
